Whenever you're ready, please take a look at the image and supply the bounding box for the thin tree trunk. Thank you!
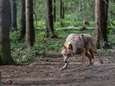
[47,0,57,38]
[20,0,26,40]
[60,0,64,26]
[0,0,14,64]
[45,21,50,37]
[10,0,17,31]
[103,0,109,42]
[25,0,35,47]
[53,0,56,22]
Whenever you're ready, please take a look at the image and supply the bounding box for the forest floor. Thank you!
[1,48,115,86]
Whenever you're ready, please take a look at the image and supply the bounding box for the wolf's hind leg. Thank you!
[85,51,93,65]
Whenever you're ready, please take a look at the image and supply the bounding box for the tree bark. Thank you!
[25,0,35,47]
[10,0,17,31]
[60,0,64,26]
[20,0,26,40]
[95,0,109,48]
[47,0,57,38]
[0,0,14,64]
[53,0,56,22]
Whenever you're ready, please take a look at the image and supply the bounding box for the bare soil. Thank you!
[1,50,115,86]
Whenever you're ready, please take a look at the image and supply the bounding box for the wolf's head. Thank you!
[61,43,73,62]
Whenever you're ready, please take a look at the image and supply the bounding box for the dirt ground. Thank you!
[1,50,115,86]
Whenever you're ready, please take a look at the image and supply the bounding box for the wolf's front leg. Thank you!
[60,56,70,70]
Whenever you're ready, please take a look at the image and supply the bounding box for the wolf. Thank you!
[61,33,97,70]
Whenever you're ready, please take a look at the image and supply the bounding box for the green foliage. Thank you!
[61,18,82,27]
[12,47,38,64]
[10,31,20,45]
[36,30,46,41]
[34,20,46,29]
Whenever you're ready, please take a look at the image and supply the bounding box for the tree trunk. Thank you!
[95,0,109,48]
[10,0,17,31]
[25,0,35,47]
[47,0,57,38]
[45,21,50,38]
[53,0,56,22]
[20,0,26,40]
[60,0,64,26]
[0,0,14,64]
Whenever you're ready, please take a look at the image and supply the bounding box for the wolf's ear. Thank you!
[63,44,67,49]
[68,44,73,50]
